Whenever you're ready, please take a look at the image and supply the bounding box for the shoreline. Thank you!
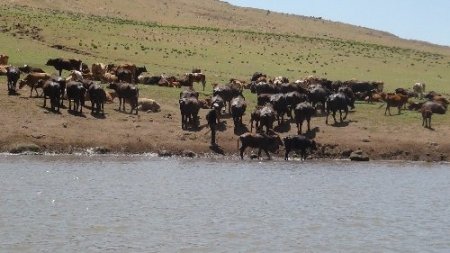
[2,142,448,163]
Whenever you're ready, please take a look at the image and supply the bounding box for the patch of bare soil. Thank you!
[0,84,448,162]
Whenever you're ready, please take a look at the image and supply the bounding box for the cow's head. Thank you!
[46,58,56,66]
[18,80,26,89]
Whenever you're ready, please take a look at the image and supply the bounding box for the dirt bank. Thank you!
[0,82,448,162]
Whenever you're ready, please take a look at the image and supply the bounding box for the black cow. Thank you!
[213,84,242,114]
[285,91,308,119]
[46,58,83,76]
[250,82,278,95]
[66,81,86,113]
[325,92,351,124]
[238,132,283,160]
[179,97,200,130]
[6,66,20,93]
[88,84,107,115]
[284,135,317,161]
[50,76,66,106]
[179,88,199,99]
[42,80,61,112]
[294,102,315,134]
[211,95,225,124]
[231,95,247,127]
[338,86,356,110]
[270,93,289,126]
[259,104,276,133]
[108,82,139,114]
[308,84,330,113]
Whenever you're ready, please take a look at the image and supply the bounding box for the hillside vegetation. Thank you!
[1,3,450,93]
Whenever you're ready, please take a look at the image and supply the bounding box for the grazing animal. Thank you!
[136,98,161,112]
[108,82,139,114]
[180,88,199,99]
[238,132,283,160]
[230,95,247,127]
[308,84,330,113]
[138,74,161,85]
[6,66,20,93]
[213,83,242,113]
[66,81,86,113]
[186,72,206,91]
[46,58,83,76]
[285,91,308,119]
[91,63,106,81]
[283,135,317,161]
[250,106,262,132]
[380,92,409,115]
[0,54,9,65]
[116,68,133,83]
[18,65,45,74]
[420,101,447,128]
[294,102,315,134]
[50,76,67,106]
[345,80,384,93]
[88,84,107,115]
[259,104,276,133]
[325,92,351,124]
[179,97,200,130]
[413,83,426,99]
[18,72,51,97]
[270,93,289,126]
[42,81,61,112]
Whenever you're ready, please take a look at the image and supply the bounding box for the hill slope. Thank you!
[5,0,450,54]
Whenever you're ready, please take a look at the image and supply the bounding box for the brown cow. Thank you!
[108,82,139,114]
[420,101,447,128]
[380,92,409,115]
[0,54,9,65]
[19,73,51,97]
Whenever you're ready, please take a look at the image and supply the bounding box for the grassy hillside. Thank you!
[1,4,450,94]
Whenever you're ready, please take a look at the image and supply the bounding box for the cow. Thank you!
[108,82,139,114]
[250,106,262,133]
[257,93,272,106]
[115,64,145,83]
[0,54,9,65]
[213,83,242,114]
[325,92,351,124]
[270,93,289,126]
[337,86,355,110]
[88,84,107,115]
[42,81,61,112]
[102,72,118,83]
[180,88,199,99]
[308,84,330,113]
[186,72,206,91]
[18,72,51,97]
[117,68,133,83]
[345,80,384,93]
[420,101,447,128]
[380,92,409,116]
[250,82,278,95]
[46,58,83,76]
[179,97,200,130]
[211,95,225,124]
[294,102,315,134]
[66,70,83,82]
[283,135,317,161]
[285,91,308,119]
[138,74,161,85]
[413,83,426,99]
[91,63,106,81]
[50,76,67,106]
[250,72,266,82]
[259,104,276,133]
[238,132,283,160]
[6,66,20,93]
[230,95,247,127]
[66,81,86,113]
[136,98,161,112]
[18,65,45,74]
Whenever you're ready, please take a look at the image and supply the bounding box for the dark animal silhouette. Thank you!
[66,81,86,113]
[238,132,283,160]
[42,80,61,112]
[284,135,317,160]
[294,102,315,134]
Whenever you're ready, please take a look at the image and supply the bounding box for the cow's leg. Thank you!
[43,96,47,108]
[257,148,262,159]
[343,108,348,120]
[325,110,329,125]
[240,146,246,160]
[339,109,343,122]
[285,149,290,161]
[398,106,401,115]
[296,122,300,135]
[301,149,307,161]
[59,69,62,76]
[332,110,338,124]
[307,117,311,132]
[264,149,271,160]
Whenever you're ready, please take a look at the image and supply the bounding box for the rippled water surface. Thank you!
[0,155,449,252]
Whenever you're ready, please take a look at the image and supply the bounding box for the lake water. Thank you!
[0,155,449,252]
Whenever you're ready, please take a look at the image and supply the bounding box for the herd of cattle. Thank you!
[1,54,449,160]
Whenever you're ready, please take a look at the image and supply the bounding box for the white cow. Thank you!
[413,83,426,99]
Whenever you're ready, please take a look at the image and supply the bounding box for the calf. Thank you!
[6,66,20,93]
[18,72,51,97]
[42,81,61,112]
[283,135,317,161]
[108,82,139,114]
[238,132,283,160]
[420,101,447,128]
[66,81,86,113]
[294,102,315,134]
